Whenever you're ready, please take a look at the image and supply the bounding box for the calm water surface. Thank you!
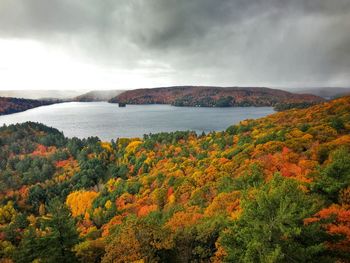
[0,102,274,141]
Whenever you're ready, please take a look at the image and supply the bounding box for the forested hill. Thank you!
[0,97,58,115]
[0,97,349,262]
[109,86,324,108]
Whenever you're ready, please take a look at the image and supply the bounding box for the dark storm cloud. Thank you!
[0,0,349,87]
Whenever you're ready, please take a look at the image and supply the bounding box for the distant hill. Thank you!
[0,97,58,115]
[109,86,324,108]
[74,90,125,102]
[288,87,350,99]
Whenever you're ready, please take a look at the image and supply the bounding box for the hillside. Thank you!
[0,97,349,262]
[290,87,350,99]
[109,86,324,108]
[0,97,58,115]
[74,90,125,102]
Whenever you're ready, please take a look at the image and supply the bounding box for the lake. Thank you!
[0,102,274,141]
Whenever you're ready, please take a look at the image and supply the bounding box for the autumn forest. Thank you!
[0,96,349,262]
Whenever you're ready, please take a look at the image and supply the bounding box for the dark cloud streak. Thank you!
[0,0,349,87]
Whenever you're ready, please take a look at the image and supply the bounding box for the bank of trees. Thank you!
[0,97,349,262]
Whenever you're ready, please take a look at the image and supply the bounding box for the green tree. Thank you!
[312,147,350,202]
[27,184,47,213]
[29,199,80,263]
[330,117,345,132]
[220,174,329,263]
[16,200,79,262]
[15,227,43,263]
[73,158,107,189]
[171,216,228,262]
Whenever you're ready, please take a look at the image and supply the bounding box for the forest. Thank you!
[0,96,349,262]
[0,97,58,116]
[109,86,324,108]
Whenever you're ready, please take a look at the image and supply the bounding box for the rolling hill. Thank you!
[109,86,324,108]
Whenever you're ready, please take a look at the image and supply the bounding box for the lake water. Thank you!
[0,102,274,141]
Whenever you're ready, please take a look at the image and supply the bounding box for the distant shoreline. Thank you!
[109,86,325,110]
[0,97,64,116]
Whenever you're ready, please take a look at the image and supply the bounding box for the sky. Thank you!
[0,0,349,90]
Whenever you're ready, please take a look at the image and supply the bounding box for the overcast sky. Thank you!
[0,0,349,90]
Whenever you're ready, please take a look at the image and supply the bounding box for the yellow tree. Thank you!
[66,190,99,217]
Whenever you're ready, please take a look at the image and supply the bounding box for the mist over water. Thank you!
[0,102,274,141]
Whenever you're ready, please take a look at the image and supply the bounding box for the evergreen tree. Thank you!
[15,227,44,263]
[220,174,330,263]
[40,198,79,262]
[312,147,350,202]
[16,199,79,263]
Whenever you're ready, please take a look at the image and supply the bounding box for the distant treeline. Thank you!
[0,97,61,115]
[110,86,324,108]
[273,101,319,111]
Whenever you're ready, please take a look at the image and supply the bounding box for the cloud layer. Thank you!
[0,0,349,89]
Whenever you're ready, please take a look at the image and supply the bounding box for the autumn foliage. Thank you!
[66,190,99,217]
[0,96,350,262]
